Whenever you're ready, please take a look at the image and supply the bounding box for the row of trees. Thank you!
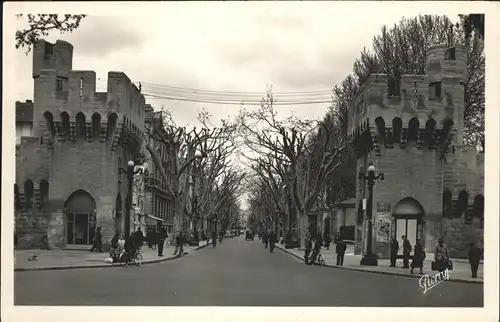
[15,13,485,245]
[144,109,245,238]
[242,14,485,248]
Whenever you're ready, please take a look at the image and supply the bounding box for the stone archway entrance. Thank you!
[392,197,425,255]
[64,190,97,245]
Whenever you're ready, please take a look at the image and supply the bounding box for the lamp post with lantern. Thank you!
[119,160,143,237]
[359,163,384,266]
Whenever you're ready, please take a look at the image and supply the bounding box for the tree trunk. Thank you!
[297,209,309,250]
[174,194,183,241]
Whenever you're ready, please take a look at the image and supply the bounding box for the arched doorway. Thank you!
[64,190,97,245]
[392,197,425,255]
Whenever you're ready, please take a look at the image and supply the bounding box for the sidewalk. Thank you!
[15,240,213,272]
[275,244,483,284]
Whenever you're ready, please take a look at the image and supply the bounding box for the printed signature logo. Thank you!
[419,269,450,294]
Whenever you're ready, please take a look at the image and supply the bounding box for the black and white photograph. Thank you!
[2,2,499,322]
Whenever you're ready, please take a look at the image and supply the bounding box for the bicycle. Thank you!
[308,248,326,266]
[130,246,143,267]
[315,252,326,266]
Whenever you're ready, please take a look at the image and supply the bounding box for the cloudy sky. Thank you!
[7,3,471,209]
[11,3,465,127]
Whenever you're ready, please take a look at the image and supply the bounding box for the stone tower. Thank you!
[16,39,146,249]
[349,43,481,259]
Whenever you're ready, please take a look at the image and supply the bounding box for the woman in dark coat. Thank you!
[90,226,103,252]
[410,239,425,274]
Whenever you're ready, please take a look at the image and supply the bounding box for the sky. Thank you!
[12,4,463,127]
[10,3,465,209]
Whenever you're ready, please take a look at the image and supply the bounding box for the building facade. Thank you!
[348,43,484,259]
[143,106,175,235]
[15,39,149,250]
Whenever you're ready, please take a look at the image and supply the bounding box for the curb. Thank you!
[15,242,211,272]
[276,246,483,285]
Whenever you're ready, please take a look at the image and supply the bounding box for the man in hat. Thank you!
[468,241,482,278]
[401,235,412,269]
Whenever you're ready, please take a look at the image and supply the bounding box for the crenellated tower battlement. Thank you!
[31,40,145,153]
[348,44,467,155]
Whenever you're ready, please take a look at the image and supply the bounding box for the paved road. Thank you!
[15,237,483,306]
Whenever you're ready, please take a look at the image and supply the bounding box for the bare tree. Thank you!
[144,109,211,236]
[238,87,348,248]
[192,110,245,237]
[144,108,244,238]
[15,14,87,54]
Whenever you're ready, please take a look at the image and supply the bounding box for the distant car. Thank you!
[245,231,254,240]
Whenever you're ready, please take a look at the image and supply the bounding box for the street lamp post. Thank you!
[359,163,384,266]
[119,160,143,237]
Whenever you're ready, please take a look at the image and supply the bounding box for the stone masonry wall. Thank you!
[372,141,444,258]
[49,141,120,249]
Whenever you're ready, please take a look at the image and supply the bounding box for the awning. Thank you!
[146,214,165,222]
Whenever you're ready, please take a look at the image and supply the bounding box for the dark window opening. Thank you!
[407,118,420,142]
[392,118,403,143]
[40,180,49,207]
[429,82,442,99]
[445,47,456,60]
[24,180,34,210]
[91,113,101,139]
[61,112,70,139]
[75,113,86,139]
[473,195,484,221]
[57,79,63,92]
[442,189,452,217]
[456,190,469,218]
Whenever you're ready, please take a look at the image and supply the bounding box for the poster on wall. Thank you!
[375,213,391,243]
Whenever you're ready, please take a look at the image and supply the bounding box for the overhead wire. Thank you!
[89,78,336,106]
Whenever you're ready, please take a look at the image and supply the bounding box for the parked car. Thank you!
[245,230,254,241]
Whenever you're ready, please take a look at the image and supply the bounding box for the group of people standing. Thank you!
[91,225,190,261]
[390,235,482,278]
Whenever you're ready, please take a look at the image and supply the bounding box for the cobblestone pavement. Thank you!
[14,237,483,306]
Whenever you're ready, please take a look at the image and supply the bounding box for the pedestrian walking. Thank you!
[157,227,167,257]
[410,239,425,274]
[324,233,332,250]
[390,237,399,267]
[263,232,269,249]
[90,226,103,252]
[173,232,185,256]
[212,231,217,248]
[468,241,482,278]
[304,233,313,264]
[125,233,136,259]
[336,239,347,266]
[109,233,119,258]
[269,231,276,253]
[134,227,144,249]
[147,230,153,249]
[401,235,411,268]
[434,238,450,273]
